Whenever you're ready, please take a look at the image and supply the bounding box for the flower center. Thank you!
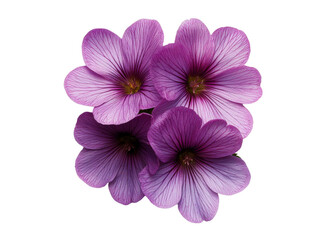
[186,75,205,95]
[118,133,139,153]
[123,77,142,95]
[178,150,196,166]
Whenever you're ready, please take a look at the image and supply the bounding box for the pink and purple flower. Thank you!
[74,112,158,205]
[65,19,163,125]
[139,107,250,223]
[151,19,262,137]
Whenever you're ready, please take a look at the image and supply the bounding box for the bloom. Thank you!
[65,19,164,125]
[74,112,158,205]
[139,107,250,223]
[151,19,262,137]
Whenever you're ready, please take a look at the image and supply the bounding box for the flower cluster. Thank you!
[65,19,262,223]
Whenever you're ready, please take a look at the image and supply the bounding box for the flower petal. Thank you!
[122,19,164,73]
[151,44,191,101]
[178,171,219,223]
[93,94,140,125]
[192,94,253,138]
[138,75,163,109]
[148,107,202,163]
[195,119,242,158]
[175,18,212,60]
[211,27,250,75]
[82,29,124,78]
[108,152,146,205]
[139,162,183,208]
[209,66,262,104]
[74,112,115,149]
[152,99,180,121]
[197,155,251,195]
[75,148,121,188]
[64,66,112,106]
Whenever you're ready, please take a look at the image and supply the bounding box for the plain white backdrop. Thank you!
[1,0,319,239]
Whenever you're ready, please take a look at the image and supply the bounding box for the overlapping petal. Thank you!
[195,119,243,159]
[198,93,253,137]
[175,18,214,63]
[211,27,250,75]
[197,155,251,195]
[139,162,183,208]
[93,94,140,125]
[148,107,202,163]
[82,29,124,78]
[74,112,115,149]
[122,19,164,73]
[75,148,121,188]
[152,44,191,101]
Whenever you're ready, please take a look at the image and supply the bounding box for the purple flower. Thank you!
[151,19,262,137]
[74,112,158,205]
[65,19,164,125]
[139,107,250,223]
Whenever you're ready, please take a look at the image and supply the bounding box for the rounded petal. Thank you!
[197,155,251,195]
[175,18,212,60]
[82,29,124,78]
[108,153,146,205]
[193,93,253,138]
[93,94,140,125]
[209,66,262,104]
[148,107,202,163]
[195,119,243,158]
[151,44,191,101]
[75,148,121,188]
[178,171,219,223]
[211,27,250,75]
[64,66,112,106]
[152,99,180,121]
[139,162,183,208]
[74,112,115,149]
[122,19,164,72]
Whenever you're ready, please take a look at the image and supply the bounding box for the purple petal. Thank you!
[178,171,219,223]
[75,148,121,188]
[152,99,180,121]
[153,92,252,138]
[139,162,183,208]
[151,44,191,101]
[197,155,251,195]
[82,29,124,77]
[195,119,243,158]
[108,152,146,205]
[138,76,163,110]
[211,27,250,75]
[122,19,164,73]
[93,94,140,125]
[148,107,202,163]
[64,66,113,106]
[209,66,262,104]
[175,18,212,61]
[114,113,151,143]
[198,93,253,138]
[74,112,115,149]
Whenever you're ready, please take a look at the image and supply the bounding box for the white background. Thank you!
[1,0,319,239]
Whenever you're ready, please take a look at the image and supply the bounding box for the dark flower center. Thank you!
[186,75,205,95]
[178,149,196,166]
[118,133,139,153]
[122,77,142,95]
